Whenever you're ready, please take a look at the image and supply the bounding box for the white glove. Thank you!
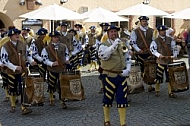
[112,38,121,47]
[108,38,120,51]
[82,45,85,48]
[121,69,130,77]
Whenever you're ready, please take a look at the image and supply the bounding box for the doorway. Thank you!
[0,19,5,29]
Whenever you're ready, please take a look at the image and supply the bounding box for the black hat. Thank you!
[60,22,68,27]
[22,27,31,31]
[68,28,77,35]
[106,25,120,31]
[8,28,21,36]
[49,31,60,37]
[36,28,48,35]
[157,25,168,31]
[138,16,149,21]
[74,24,83,28]
[99,23,110,27]
[89,26,96,30]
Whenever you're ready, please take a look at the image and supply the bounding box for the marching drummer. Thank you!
[150,25,178,98]
[98,25,132,126]
[0,28,37,114]
[20,27,34,47]
[87,26,99,72]
[68,28,83,70]
[130,16,155,92]
[59,22,74,53]
[29,28,48,81]
[41,31,70,108]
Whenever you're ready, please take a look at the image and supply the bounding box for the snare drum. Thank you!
[168,61,189,92]
[59,70,85,100]
[143,59,157,84]
[127,62,144,94]
[23,73,45,106]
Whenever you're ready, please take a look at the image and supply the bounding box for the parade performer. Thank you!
[74,24,86,45]
[68,29,83,70]
[59,22,74,53]
[41,31,70,108]
[150,25,178,98]
[87,26,98,72]
[130,16,155,92]
[20,27,34,46]
[1,28,37,114]
[98,25,132,126]
[29,28,48,81]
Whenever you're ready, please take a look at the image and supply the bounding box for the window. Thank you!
[155,17,172,27]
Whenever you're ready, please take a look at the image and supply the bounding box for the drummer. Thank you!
[0,28,37,114]
[41,31,70,108]
[130,16,155,92]
[150,25,178,98]
[29,28,48,81]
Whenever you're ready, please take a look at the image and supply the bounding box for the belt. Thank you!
[104,69,122,74]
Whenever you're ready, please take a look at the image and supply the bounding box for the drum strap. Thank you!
[8,41,26,71]
[137,28,152,55]
[158,37,171,57]
[48,44,64,69]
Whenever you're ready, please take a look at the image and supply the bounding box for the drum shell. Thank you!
[24,76,45,104]
[143,59,157,85]
[168,61,189,92]
[60,71,85,100]
[127,63,144,94]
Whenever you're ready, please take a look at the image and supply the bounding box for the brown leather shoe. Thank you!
[104,121,111,126]
[61,102,67,109]
[22,108,32,115]
[49,101,55,106]
[9,106,16,113]
[148,87,155,92]
[121,124,127,126]
[169,93,177,98]
[155,91,160,97]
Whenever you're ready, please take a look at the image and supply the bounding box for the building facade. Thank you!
[0,0,189,34]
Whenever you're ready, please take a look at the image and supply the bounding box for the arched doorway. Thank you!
[0,19,5,28]
[0,12,13,29]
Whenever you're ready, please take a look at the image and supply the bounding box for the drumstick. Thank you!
[18,50,22,72]
[54,47,58,60]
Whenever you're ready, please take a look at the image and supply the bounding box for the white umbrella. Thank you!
[117,3,169,16]
[81,7,128,22]
[19,3,85,20]
[164,8,190,19]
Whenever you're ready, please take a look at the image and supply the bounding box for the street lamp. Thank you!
[60,0,68,4]
[142,0,151,5]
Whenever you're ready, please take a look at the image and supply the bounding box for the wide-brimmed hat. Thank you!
[157,25,168,31]
[36,28,48,35]
[68,28,77,35]
[89,26,96,30]
[22,27,31,31]
[49,31,60,37]
[99,23,110,27]
[106,25,120,31]
[74,24,83,28]
[138,16,149,21]
[8,28,21,36]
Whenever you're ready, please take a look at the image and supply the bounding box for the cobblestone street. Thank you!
[0,57,190,126]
